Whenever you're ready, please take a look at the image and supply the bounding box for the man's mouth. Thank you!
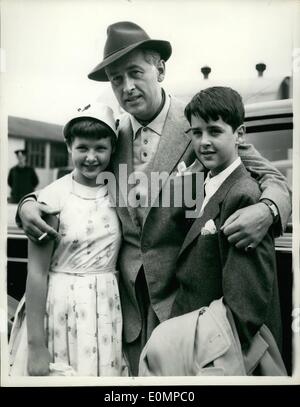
[125,95,142,103]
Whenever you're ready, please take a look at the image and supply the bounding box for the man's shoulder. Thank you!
[168,95,187,115]
[116,111,131,132]
[169,95,187,107]
[225,166,261,204]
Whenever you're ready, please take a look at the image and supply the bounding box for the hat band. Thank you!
[104,40,147,60]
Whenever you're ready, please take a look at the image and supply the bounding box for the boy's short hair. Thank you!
[184,86,245,131]
[64,117,117,148]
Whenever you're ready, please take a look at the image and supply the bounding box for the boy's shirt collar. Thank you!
[205,157,242,187]
[201,157,241,214]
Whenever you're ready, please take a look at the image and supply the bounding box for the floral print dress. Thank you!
[9,173,128,376]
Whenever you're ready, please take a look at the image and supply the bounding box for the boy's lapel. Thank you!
[178,164,247,257]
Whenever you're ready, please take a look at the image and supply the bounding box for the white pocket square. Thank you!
[201,219,217,235]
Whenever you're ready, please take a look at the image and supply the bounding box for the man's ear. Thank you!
[236,124,246,145]
[157,60,166,82]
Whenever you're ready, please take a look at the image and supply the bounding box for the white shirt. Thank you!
[200,157,242,215]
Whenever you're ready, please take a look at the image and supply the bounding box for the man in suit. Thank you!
[18,22,291,375]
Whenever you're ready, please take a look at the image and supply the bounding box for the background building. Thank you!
[8,116,69,193]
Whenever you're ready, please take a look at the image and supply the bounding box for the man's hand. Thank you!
[221,202,273,250]
[27,344,51,376]
[20,200,60,243]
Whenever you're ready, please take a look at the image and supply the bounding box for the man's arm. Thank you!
[16,192,60,242]
[221,143,292,250]
[31,168,39,189]
[238,142,291,234]
[8,168,13,188]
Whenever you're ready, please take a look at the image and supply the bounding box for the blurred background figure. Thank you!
[8,149,39,204]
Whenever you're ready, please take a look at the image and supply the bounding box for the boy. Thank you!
[138,87,285,376]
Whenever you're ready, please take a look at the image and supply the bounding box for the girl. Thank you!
[9,105,128,376]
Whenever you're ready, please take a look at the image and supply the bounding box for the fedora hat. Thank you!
[88,21,172,82]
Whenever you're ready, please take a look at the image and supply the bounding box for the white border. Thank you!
[0,0,299,388]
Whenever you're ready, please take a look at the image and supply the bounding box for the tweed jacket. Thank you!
[171,164,282,350]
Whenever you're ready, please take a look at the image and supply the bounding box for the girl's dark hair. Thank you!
[184,86,245,132]
[64,117,117,148]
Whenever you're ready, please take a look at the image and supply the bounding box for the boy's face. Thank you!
[189,115,244,176]
[68,136,113,186]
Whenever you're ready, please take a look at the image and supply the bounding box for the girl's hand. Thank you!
[28,345,51,376]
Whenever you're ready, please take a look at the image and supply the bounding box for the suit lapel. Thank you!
[178,164,248,257]
[143,98,191,221]
[111,115,137,224]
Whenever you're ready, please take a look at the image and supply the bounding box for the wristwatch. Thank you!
[260,199,279,223]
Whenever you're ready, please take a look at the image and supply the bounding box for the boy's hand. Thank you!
[221,202,273,250]
[28,345,51,376]
[20,200,60,243]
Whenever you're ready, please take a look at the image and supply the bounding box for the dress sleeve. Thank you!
[37,175,70,210]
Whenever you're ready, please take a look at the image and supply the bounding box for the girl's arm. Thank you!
[26,215,58,376]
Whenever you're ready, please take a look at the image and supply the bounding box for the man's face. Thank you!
[17,152,26,167]
[105,50,164,121]
[189,115,244,176]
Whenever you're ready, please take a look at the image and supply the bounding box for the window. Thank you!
[50,142,69,168]
[25,140,46,168]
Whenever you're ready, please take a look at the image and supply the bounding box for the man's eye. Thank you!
[131,70,142,78]
[112,76,122,85]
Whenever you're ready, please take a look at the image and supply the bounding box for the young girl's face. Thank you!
[68,136,113,186]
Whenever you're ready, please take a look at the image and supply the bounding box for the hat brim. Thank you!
[63,116,117,140]
[88,39,172,82]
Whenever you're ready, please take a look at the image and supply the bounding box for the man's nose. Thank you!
[123,75,135,93]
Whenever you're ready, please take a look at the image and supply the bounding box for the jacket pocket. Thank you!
[197,366,225,376]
